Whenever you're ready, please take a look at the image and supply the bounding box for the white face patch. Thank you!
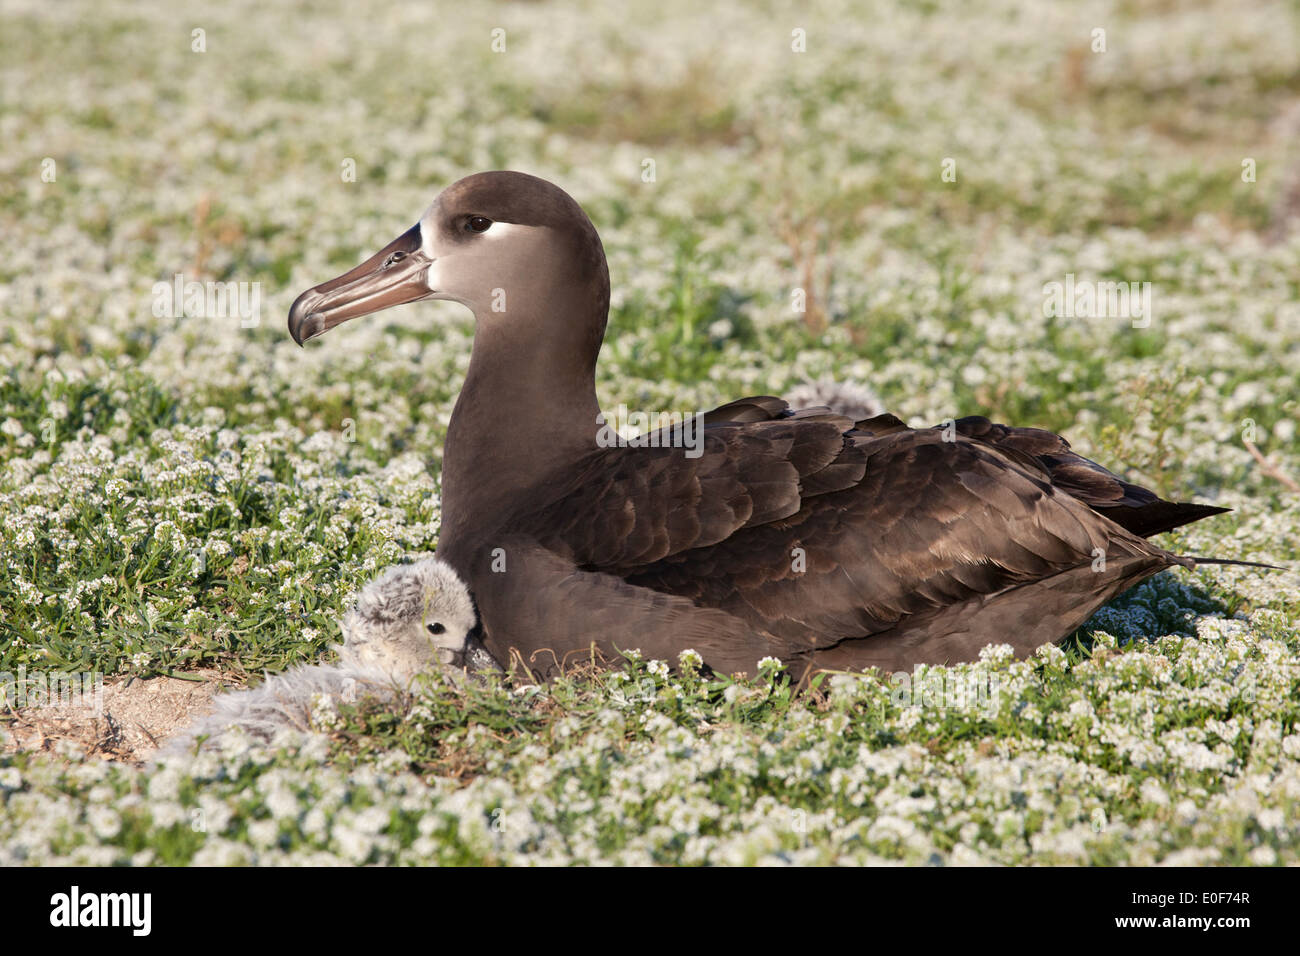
[474,221,531,241]
[418,202,440,257]
[417,204,538,260]
[419,218,550,305]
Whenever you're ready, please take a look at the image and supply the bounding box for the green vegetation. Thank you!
[1,0,1298,864]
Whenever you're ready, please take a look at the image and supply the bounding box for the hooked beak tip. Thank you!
[291,314,323,346]
[287,291,324,346]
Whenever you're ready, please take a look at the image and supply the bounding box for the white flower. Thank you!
[309,693,342,731]
[87,806,121,839]
[1255,808,1284,832]
[1248,846,1277,866]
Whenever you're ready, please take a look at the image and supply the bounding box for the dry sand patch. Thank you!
[1,671,231,763]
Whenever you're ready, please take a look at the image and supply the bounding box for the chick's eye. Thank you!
[384,250,406,266]
[466,216,492,233]
[427,622,446,635]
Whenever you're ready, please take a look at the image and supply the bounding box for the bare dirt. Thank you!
[1,671,230,764]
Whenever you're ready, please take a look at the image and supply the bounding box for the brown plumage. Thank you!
[289,171,1241,680]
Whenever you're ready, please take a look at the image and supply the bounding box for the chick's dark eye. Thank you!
[384,251,406,266]
[427,622,446,635]
[466,216,492,233]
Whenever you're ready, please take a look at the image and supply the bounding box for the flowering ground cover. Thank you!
[1,0,1298,864]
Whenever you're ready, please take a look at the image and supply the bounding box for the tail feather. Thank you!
[1186,556,1287,571]
[1097,501,1230,538]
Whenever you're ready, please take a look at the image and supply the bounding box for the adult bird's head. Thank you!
[287,170,610,351]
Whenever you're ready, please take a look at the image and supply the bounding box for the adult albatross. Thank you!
[289,171,1248,679]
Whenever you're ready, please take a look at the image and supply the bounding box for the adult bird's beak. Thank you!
[288,224,432,345]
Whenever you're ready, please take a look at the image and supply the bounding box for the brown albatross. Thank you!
[289,171,1258,679]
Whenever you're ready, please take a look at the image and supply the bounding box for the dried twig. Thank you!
[1244,439,1300,494]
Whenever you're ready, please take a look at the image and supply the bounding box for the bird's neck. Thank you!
[438,313,602,548]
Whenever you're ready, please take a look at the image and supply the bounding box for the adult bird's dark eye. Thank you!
[466,216,492,233]
[427,622,446,635]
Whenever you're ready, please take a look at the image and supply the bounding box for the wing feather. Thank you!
[478,396,1220,674]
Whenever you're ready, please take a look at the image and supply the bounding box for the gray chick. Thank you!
[162,558,501,755]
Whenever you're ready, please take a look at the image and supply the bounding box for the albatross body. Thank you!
[289,171,1231,679]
